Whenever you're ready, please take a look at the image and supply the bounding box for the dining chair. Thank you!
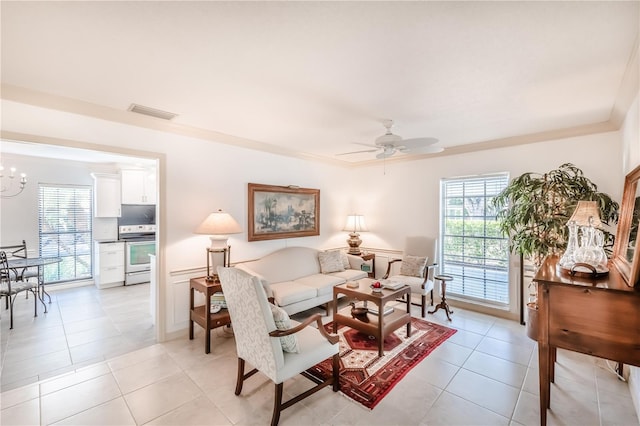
[0,240,38,281]
[218,266,340,426]
[383,236,438,317]
[0,251,39,329]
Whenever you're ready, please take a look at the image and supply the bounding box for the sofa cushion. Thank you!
[329,269,368,281]
[270,281,317,307]
[318,250,345,274]
[295,274,345,297]
[400,255,428,277]
[339,251,350,269]
[269,303,299,353]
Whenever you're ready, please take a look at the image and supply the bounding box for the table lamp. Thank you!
[343,214,369,255]
[559,201,607,273]
[195,209,242,282]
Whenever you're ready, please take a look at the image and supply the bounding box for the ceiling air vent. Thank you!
[128,104,178,121]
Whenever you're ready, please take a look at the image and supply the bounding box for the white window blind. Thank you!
[38,184,93,283]
[440,174,510,305]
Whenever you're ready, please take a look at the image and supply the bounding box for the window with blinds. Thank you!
[38,184,93,283]
[440,174,510,305]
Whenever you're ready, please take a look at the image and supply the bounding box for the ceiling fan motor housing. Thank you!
[375,132,402,146]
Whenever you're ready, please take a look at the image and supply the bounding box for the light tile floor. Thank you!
[1,288,639,425]
[1,283,155,391]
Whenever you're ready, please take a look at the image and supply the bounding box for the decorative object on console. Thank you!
[195,209,242,282]
[0,164,27,199]
[343,214,368,255]
[247,183,320,241]
[559,201,608,275]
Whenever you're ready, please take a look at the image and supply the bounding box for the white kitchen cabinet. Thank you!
[91,173,121,217]
[121,169,156,204]
[94,241,125,289]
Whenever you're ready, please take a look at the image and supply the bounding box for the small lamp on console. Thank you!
[343,214,369,255]
[559,201,608,274]
[195,209,242,282]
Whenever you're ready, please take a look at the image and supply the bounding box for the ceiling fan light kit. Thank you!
[338,119,443,159]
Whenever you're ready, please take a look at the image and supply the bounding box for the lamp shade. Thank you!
[569,201,603,228]
[343,214,369,233]
[195,209,242,249]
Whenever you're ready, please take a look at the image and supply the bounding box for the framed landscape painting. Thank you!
[248,183,320,241]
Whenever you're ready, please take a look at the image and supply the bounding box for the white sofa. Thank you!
[235,246,369,315]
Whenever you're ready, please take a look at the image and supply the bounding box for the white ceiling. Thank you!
[1,1,638,165]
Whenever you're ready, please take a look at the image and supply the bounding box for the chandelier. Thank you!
[0,165,28,198]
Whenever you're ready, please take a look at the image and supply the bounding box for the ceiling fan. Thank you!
[337,119,443,159]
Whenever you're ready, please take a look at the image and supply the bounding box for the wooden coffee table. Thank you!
[332,278,411,356]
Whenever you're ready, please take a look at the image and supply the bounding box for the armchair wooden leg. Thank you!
[332,353,340,392]
[235,358,245,395]
[272,382,284,426]
[430,289,434,305]
[421,295,427,318]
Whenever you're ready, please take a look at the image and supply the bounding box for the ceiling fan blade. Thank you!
[336,148,379,156]
[400,137,440,149]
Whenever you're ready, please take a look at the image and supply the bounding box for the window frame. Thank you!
[439,173,510,306]
[38,183,93,284]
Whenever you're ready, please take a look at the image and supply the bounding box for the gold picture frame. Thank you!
[248,183,320,241]
[612,164,640,287]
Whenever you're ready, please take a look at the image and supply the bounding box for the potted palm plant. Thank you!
[492,163,619,337]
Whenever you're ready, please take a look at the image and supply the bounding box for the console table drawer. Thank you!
[548,284,640,364]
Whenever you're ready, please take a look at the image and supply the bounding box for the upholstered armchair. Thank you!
[217,266,340,426]
[383,236,438,317]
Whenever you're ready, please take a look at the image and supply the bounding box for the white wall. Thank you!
[0,100,626,333]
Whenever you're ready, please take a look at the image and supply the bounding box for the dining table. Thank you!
[6,256,62,313]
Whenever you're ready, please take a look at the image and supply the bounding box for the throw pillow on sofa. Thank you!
[400,255,428,277]
[318,250,345,274]
[269,303,299,353]
[339,251,350,269]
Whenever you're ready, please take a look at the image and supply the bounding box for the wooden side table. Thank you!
[356,252,376,278]
[189,276,231,354]
[429,275,454,321]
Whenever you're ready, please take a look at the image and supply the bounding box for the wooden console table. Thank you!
[533,255,640,426]
[189,276,231,354]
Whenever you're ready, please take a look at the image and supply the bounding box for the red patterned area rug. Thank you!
[307,317,456,410]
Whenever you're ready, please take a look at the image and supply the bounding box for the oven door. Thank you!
[125,241,156,273]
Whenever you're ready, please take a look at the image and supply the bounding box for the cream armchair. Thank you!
[217,266,340,426]
[383,236,437,317]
